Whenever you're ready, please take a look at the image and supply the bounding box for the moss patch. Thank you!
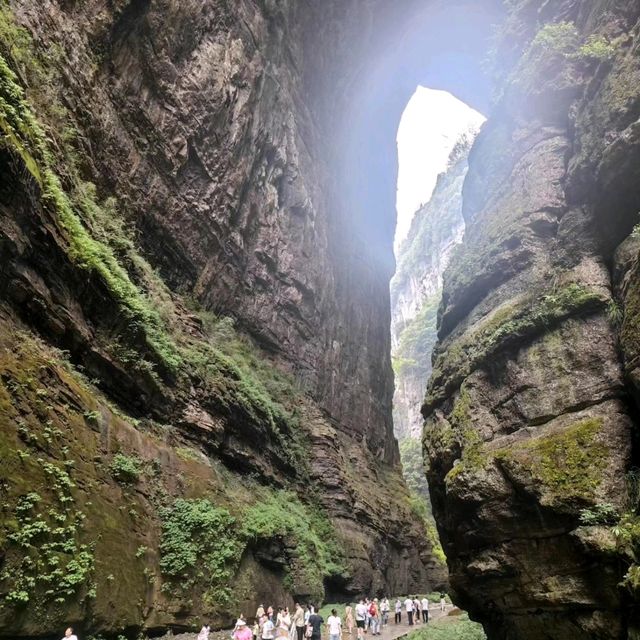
[426,283,606,409]
[242,489,346,600]
[495,417,608,504]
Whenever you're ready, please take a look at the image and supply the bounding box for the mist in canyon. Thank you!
[0,2,639,640]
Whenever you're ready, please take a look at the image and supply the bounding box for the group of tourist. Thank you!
[393,595,446,626]
[198,603,325,640]
[197,594,448,640]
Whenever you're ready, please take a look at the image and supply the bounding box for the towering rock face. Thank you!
[423,2,640,638]
[389,138,474,593]
[391,139,470,440]
[0,1,441,637]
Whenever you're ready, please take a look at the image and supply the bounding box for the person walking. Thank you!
[404,596,414,626]
[380,598,389,626]
[307,606,324,640]
[235,619,253,640]
[369,599,381,636]
[257,605,265,619]
[61,629,78,640]
[327,608,342,640]
[355,599,367,639]
[262,614,275,640]
[394,598,402,624]
[413,598,421,624]
[364,599,371,633]
[279,607,292,640]
[345,605,354,636]
[293,603,305,640]
[198,624,211,640]
[421,597,429,623]
[440,593,446,612]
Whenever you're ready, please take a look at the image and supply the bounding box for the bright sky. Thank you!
[395,86,485,249]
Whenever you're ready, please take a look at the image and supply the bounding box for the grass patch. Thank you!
[318,602,350,621]
[405,612,485,640]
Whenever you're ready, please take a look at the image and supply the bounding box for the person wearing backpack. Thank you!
[369,599,380,636]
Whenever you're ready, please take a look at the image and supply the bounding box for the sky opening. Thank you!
[395,86,485,250]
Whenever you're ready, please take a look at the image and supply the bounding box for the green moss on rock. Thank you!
[242,489,346,601]
[495,417,608,504]
[426,283,606,409]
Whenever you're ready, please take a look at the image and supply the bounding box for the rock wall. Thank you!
[423,1,640,638]
[391,139,470,440]
[0,1,444,637]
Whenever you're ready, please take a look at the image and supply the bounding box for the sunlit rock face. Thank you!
[391,141,469,441]
[423,1,640,638]
[0,1,449,636]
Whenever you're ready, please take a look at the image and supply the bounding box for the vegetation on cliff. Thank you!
[0,321,346,627]
[0,4,308,459]
[0,6,342,626]
[427,282,607,408]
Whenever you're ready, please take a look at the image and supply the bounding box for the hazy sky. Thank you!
[395,86,485,249]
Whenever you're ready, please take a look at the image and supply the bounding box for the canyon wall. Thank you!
[390,140,473,591]
[0,1,443,637]
[391,139,469,441]
[423,1,640,638]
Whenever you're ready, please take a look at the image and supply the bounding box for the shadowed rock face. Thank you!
[423,1,640,637]
[10,0,399,459]
[0,1,452,636]
[3,0,639,638]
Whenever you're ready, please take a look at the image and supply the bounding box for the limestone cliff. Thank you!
[0,2,442,638]
[423,2,640,638]
[391,138,470,441]
[390,138,474,593]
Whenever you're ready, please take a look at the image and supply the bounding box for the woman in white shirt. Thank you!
[327,609,342,640]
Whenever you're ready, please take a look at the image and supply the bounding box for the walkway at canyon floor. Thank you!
[171,607,457,640]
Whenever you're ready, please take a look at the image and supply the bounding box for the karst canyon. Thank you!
[0,1,639,639]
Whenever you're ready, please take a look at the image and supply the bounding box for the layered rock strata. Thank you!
[423,2,640,638]
[0,1,443,637]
